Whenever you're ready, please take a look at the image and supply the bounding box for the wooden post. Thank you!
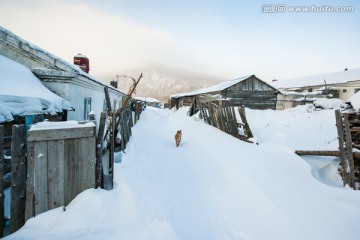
[344,113,355,189]
[96,112,106,188]
[335,110,355,188]
[104,87,112,113]
[0,125,4,238]
[10,124,26,233]
[238,106,253,139]
[107,111,115,190]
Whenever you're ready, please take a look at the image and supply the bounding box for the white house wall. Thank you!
[42,78,124,123]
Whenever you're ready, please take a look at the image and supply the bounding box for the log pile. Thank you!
[341,111,360,188]
[296,110,360,190]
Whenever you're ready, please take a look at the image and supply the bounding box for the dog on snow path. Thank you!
[175,130,182,147]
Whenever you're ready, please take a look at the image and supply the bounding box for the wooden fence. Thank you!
[0,125,4,237]
[296,110,360,190]
[335,110,359,189]
[1,89,145,235]
[99,87,144,190]
[0,124,27,236]
[26,123,96,221]
[198,102,253,142]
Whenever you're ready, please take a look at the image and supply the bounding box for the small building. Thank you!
[273,68,360,109]
[133,97,162,108]
[170,75,279,111]
[0,26,126,124]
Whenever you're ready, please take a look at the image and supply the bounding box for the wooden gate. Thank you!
[25,122,96,221]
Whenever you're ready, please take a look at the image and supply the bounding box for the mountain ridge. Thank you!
[100,64,227,102]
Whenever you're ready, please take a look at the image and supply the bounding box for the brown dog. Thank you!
[175,130,182,147]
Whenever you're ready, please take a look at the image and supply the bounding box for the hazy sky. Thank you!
[0,0,359,80]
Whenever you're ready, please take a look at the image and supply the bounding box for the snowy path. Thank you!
[5,107,360,240]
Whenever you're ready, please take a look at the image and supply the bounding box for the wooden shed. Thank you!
[170,75,279,111]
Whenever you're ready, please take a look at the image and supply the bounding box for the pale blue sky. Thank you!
[0,0,359,80]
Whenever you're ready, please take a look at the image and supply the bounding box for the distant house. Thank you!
[170,75,280,111]
[273,68,360,109]
[0,26,126,124]
[133,97,162,108]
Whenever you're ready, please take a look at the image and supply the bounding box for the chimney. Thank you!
[110,80,118,89]
[73,54,90,73]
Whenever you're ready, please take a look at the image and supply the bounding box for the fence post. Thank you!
[238,106,253,139]
[0,125,4,238]
[96,112,106,188]
[109,110,115,189]
[10,124,26,233]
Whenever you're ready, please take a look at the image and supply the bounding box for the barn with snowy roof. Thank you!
[170,75,279,111]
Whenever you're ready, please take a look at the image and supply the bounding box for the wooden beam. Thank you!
[104,86,112,113]
[0,125,4,238]
[10,125,26,233]
[28,126,95,141]
[95,112,106,188]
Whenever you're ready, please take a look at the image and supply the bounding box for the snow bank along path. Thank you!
[5,107,360,240]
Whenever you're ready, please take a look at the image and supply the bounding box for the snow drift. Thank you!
[4,106,360,240]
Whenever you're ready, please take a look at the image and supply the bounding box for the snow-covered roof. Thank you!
[0,26,125,95]
[171,75,278,98]
[0,54,73,123]
[349,91,360,111]
[134,97,161,103]
[273,68,360,89]
[171,75,252,98]
[74,53,88,58]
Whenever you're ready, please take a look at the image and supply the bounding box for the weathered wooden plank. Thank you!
[47,140,65,210]
[96,112,106,188]
[238,106,253,138]
[104,86,112,113]
[64,139,79,205]
[10,125,26,233]
[25,141,35,221]
[230,107,240,138]
[226,91,277,98]
[78,137,96,191]
[335,110,352,188]
[109,112,115,187]
[33,141,48,216]
[28,126,95,142]
[0,125,4,238]
[295,150,340,156]
[295,150,360,159]
[344,113,356,189]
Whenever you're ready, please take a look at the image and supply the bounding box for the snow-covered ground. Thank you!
[5,106,360,240]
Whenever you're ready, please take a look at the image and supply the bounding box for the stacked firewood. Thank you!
[345,112,360,186]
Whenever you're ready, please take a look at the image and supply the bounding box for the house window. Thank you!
[84,97,92,120]
[308,89,313,92]
[343,89,347,93]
